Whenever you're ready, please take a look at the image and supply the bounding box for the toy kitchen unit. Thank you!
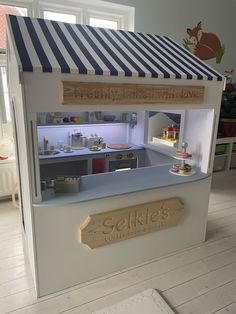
[7,15,224,297]
[38,114,146,179]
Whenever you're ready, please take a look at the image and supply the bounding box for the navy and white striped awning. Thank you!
[7,15,223,81]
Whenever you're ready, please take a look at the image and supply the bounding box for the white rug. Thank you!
[93,289,175,314]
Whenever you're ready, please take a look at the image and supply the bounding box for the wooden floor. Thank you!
[0,173,236,314]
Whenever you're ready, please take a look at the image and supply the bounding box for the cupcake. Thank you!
[179,167,186,174]
[184,163,192,172]
[171,164,180,172]
[176,150,189,159]
[176,150,183,156]
[181,152,189,158]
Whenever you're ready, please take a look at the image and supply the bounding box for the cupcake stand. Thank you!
[170,142,195,176]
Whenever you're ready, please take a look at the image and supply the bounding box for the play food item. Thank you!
[179,167,186,174]
[176,150,189,158]
[64,146,72,152]
[90,145,100,151]
[55,176,80,193]
[170,142,194,176]
[107,144,131,149]
[74,116,81,123]
[171,164,179,172]
[181,152,189,158]
[0,156,8,160]
[63,117,69,123]
[184,163,192,172]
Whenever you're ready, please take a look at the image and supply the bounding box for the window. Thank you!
[89,17,118,30]
[39,3,82,25]
[0,0,134,126]
[0,4,28,125]
[0,63,14,149]
[0,66,10,122]
[86,8,127,30]
[43,10,76,24]
[0,5,27,50]
[39,1,134,30]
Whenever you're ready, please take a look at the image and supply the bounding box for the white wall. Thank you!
[104,0,236,79]
[183,109,215,173]
[147,112,179,142]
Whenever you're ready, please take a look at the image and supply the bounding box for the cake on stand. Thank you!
[169,142,196,176]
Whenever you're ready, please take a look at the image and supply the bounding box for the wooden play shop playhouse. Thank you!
[7,15,224,297]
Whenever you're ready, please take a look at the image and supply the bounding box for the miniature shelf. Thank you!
[37,121,126,127]
[145,142,177,158]
[151,137,178,148]
[214,153,229,158]
[213,137,236,173]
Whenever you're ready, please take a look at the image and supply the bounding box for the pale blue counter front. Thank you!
[34,164,210,207]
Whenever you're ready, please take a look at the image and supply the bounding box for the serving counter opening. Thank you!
[35,108,215,203]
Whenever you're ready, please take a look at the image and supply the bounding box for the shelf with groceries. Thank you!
[212,78,236,173]
[37,114,145,192]
[213,136,236,172]
[37,111,133,125]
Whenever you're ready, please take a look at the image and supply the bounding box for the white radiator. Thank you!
[0,159,17,197]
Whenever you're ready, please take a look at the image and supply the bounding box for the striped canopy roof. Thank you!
[7,15,223,81]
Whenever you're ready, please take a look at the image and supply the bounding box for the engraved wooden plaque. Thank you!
[61,81,204,105]
[79,197,184,249]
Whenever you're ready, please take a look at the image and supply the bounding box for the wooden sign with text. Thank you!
[79,197,184,249]
[61,81,204,105]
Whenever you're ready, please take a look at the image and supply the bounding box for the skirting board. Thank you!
[92,289,175,314]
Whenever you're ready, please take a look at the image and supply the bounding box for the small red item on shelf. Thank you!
[0,156,8,160]
[218,119,236,137]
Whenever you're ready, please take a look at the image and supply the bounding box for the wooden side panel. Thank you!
[61,81,204,105]
[79,197,184,249]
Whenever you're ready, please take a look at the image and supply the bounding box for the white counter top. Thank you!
[34,164,210,207]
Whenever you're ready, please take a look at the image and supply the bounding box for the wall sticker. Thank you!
[183,21,224,64]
